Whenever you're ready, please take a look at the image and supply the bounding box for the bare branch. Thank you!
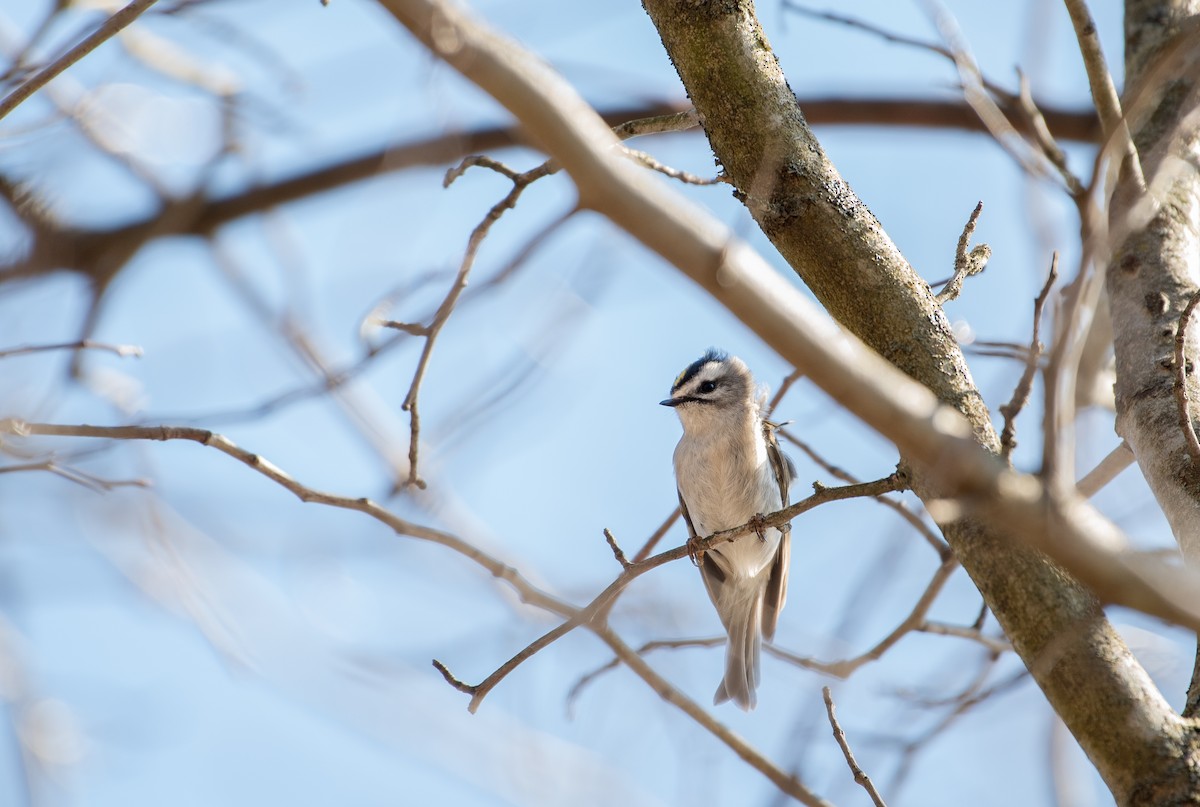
[936,201,989,304]
[611,108,700,140]
[0,419,574,618]
[1062,0,1145,190]
[0,340,144,360]
[0,0,162,121]
[918,620,1011,654]
[630,507,681,563]
[823,687,888,807]
[0,460,150,493]
[771,558,959,679]
[457,474,903,711]
[376,0,1200,643]
[766,368,804,418]
[998,253,1059,459]
[603,528,631,569]
[1076,442,1135,498]
[620,146,725,185]
[782,431,947,556]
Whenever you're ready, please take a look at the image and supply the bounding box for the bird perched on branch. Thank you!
[661,349,795,711]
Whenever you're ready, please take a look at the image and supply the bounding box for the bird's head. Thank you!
[660,349,755,428]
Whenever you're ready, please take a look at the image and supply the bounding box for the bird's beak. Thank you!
[660,397,685,407]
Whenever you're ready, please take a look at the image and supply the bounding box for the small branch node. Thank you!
[432,659,477,696]
[603,528,631,568]
[936,201,988,304]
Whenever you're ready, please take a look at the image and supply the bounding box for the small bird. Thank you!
[661,349,794,711]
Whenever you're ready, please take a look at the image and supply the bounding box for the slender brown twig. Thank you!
[1076,441,1135,498]
[603,528,631,569]
[0,339,143,360]
[455,474,904,711]
[631,507,681,563]
[0,0,162,121]
[781,430,947,556]
[770,557,959,678]
[998,254,1059,459]
[936,201,989,304]
[823,687,888,807]
[0,460,150,493]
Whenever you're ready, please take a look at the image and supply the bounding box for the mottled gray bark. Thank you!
[642,0,1200,802]
[1113,1,1200,730]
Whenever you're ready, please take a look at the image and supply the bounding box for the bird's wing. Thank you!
[761,421,794,641]
[681,487,734,624]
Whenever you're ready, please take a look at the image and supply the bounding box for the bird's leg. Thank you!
[686,534,705,566]
[749,513,768,542]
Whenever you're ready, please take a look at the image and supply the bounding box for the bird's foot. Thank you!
[686,534,705,566]
[750,513,768,542]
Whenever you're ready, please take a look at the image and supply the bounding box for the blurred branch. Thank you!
[0,98,1098,285]
[917,620,1011,654]
[0,339,143,360]
[1075,442,1135,498]
[0,0,162,121]
[0,459,149,492]
[1062,0,1145,190]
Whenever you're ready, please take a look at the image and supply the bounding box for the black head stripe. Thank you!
[671,348,728,392]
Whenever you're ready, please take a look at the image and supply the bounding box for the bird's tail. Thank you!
[713,589,764,711]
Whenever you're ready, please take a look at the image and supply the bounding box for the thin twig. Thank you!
[1,419,575,617]
[566,637,724,710]
[998,254,1059,459]
[770,557,959,678]
[457,474,904,710]
[1075,441,1135,498]
[620,146,725,185]
[611,108,700,140]
[1061,0,1146,191]
[1174,290,1200,465]
[631,507,681,563]
[0,339,144,360]
[401,158,555,489]
[591,624,833,807]
[920,1,1062,187]
[823,687,888,807]
[1015,68,1085,198]
[781,431,947,556]
[917,620,1011,654]
[0,0,162,122]
[936,201,989,304]
[0,460,150,493]
[766,368,804,418]
[603,528,631,569]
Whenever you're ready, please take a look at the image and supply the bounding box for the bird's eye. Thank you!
[699,380,717,393]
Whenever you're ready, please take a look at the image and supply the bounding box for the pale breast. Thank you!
[674,426,783,578]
